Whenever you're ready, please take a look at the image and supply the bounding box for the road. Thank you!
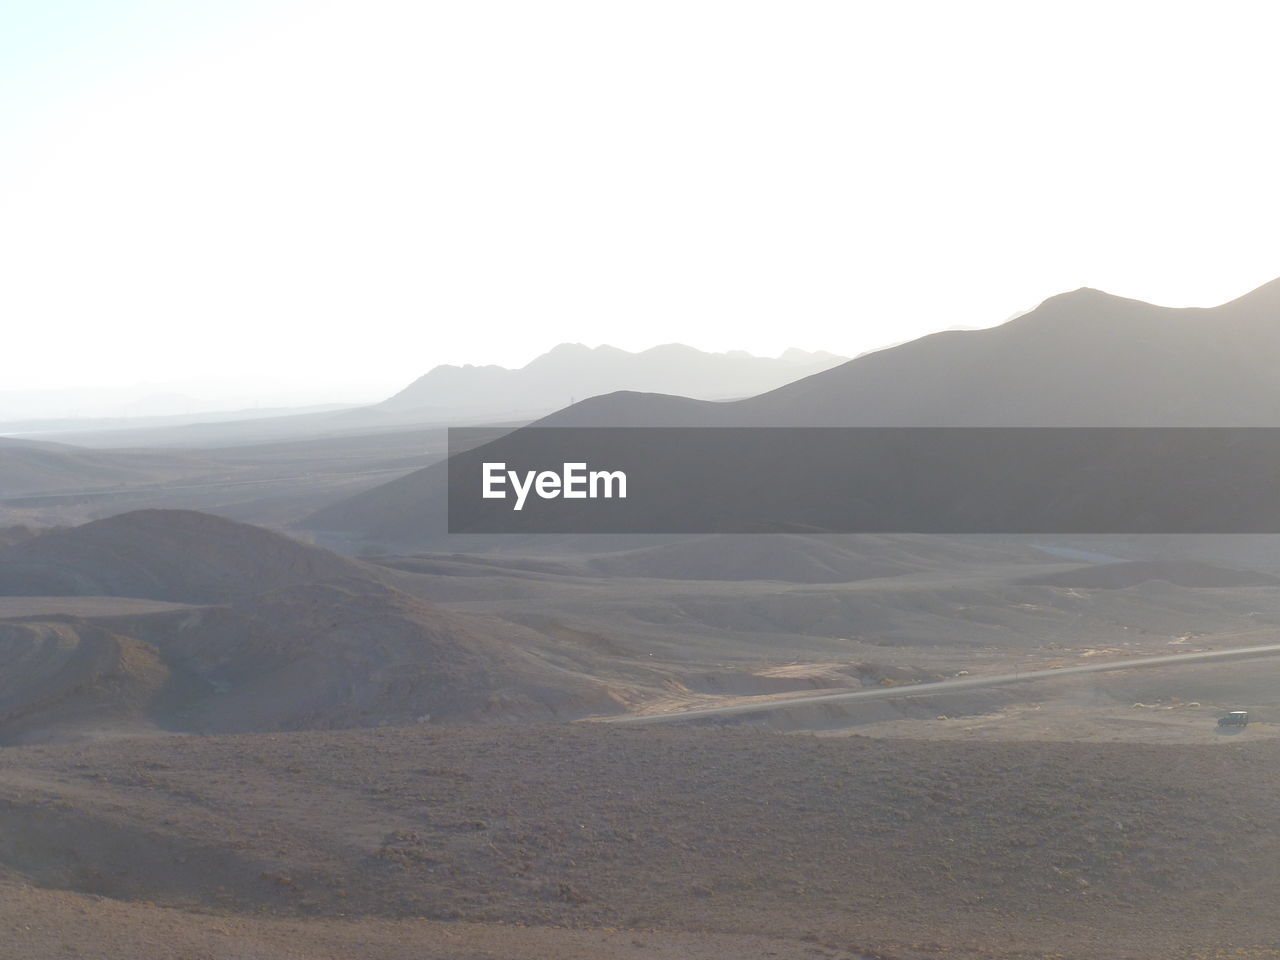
[601,642,1280,726]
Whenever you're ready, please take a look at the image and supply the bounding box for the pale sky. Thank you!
[3,1,1279,411]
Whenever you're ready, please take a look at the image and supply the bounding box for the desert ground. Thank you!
[7,373,1280,960]
[1,508,1280,958]
[5,726,1280,960]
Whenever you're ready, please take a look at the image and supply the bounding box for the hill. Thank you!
[0,509,372,603]
[136,579,627,732]
[0,579,639,743]
[381,343,846,419]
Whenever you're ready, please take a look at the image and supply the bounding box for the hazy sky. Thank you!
[3,1,1279,408]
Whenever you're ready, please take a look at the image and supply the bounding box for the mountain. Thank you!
[380,343,847,418]
[306,278,1280,543]
[545,277,1280,426]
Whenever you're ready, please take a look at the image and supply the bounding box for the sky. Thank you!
[3,1,1280,413]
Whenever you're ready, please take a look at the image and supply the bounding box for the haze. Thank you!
[2,0,1279,402]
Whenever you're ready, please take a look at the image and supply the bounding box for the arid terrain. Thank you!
[6,284,1280,958]
[1,505,1280,957]
[5,727,1280,960]
[7,0,1279,950]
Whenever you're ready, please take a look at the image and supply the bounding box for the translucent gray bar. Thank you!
[447,427,1280,533]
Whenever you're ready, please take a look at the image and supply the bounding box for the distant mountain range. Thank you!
[308,277,1280,542]
[4,345,845,450]
[542,278,1280,427]
[380,343,847,418]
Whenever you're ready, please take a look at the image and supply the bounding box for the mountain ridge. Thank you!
[307,277,1280,541]
[542,276,1280,427]
[380,343,847,416]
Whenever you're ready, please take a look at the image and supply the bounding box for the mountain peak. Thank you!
[1009,286,1155,329]
[544,342,593,355]
[1038,286,1123,308]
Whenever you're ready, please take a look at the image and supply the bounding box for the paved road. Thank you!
[602,642,1280,726]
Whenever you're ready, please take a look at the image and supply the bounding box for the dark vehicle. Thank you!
[1218,710,1249,727]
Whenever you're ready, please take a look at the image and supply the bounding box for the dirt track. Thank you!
[601,642,1280,725]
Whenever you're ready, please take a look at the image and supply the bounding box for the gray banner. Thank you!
[447,427,1280,534]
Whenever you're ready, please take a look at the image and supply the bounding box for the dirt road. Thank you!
[601,642,1280,725]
